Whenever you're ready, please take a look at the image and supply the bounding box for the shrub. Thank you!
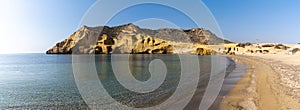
[292,48,299,54]
[274,44,289,50]
[262,44,275,47]
[237,42,252,48]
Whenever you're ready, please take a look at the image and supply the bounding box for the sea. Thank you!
[0,54,242,110]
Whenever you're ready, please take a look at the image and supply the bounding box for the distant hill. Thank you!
[46,23,232,54]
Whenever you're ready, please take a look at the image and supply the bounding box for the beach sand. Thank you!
[221,54,300,110]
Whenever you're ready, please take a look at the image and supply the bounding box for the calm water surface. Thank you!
[0,54,231,109]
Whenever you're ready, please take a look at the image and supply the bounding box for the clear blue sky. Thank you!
[204,0,300,44]
[0,0,299,53]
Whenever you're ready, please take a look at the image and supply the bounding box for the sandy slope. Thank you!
[221,55,300,110]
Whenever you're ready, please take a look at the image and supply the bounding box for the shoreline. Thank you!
[221,55,300,110]
[208,56,247,110]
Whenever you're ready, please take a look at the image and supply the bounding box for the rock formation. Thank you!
[195,48,217,55]
[132,37,173,54]
[47,23,230,54]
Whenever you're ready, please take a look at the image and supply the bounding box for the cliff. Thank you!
[46,23,230,55]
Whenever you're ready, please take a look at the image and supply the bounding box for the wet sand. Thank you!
[221,55,300,110]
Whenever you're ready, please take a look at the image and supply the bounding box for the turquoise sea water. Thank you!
[0,54,233,109]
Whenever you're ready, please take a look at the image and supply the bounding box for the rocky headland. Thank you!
[46,23,231,55]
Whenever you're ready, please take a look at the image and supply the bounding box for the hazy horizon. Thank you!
[0,0,299,53]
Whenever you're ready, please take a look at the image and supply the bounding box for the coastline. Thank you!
[221,55,300,110]
[208,56,246,110]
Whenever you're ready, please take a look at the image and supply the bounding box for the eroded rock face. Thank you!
[46,23,229,54]
[195,48,216,55]
[47,26,103,54]
[132,37,173,54]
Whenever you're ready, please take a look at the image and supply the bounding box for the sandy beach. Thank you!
[221,54,300,110]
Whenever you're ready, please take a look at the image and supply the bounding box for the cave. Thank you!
[95,46,103,54]
[106,46,113,53]
[104,38,115,45]
[147,38,151,43]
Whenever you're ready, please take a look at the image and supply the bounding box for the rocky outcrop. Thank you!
[184,28,231,44]
[132,37,173,54]
[195,48,216,55]
[47,26,104,54]
[47,23,230,54]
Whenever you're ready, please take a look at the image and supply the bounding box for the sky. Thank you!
[204,0,300,44]
[0,0,299,53]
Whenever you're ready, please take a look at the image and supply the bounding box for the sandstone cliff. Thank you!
[46,23,230,55]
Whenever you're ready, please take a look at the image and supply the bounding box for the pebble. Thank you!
[238,100,257,110]
[251,80,255,84]
[246,87,256,93]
